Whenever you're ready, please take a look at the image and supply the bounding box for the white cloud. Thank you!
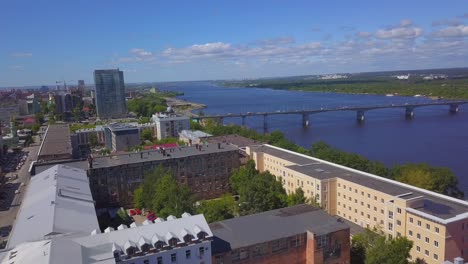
[432,25,468,38]
[375,26,423,39]
[356,31,372,38]
[130,48,153,57]
[400,19,413,27]
[432,18,462,27]
[10,52,32,57]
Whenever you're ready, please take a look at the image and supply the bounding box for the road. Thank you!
[0,143,39,248]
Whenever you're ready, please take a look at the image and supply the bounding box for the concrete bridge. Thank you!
[193,100,468,130]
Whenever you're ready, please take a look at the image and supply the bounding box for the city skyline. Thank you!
[1,0,468,86]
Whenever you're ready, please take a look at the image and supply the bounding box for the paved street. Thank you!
[0,144,39,248]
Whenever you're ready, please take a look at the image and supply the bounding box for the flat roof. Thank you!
[34,142,239,173]
[207,134,263,148]
[8,165,100,248]
[37,124,73,159]
[210,204,349,253]
[251,145,468,221]
[107,123,139,132]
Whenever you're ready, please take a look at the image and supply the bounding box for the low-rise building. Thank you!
[3,164,214,264]
[179,130,212,145]
[152,113,190,140]
[104,123,140,152]
[211,204,350,264]
[37,124,74,161]
[247,144,468,264]
[33,142,241,207]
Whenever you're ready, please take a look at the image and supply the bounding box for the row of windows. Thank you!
[408,231,439,247]
[415,246,439,261]
[409,217,440,233]
[338,183,385,203]
[152,247,205,264]
[339,201,385,216]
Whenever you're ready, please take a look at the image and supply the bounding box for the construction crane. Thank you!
[55,80,74,91]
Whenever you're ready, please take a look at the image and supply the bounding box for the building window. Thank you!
[367,193,370,198]
[388,223,393,231]
[409,230,413,236]
[338,192,340,197]
[425,250,429,256]
[344,194,347,199]
[434,241,439,247]
[409,217,413,223]
[417,233,421,239]
[434,254,438,260]
[417,220,421,226]
[354,199,357,204]
[215,255,224,264]
[425,237,430,243]
[199,247,205,256]
[186,250,191,259]
[426,223,430,230]
[416,246,420,252]
[397,208,402,214]
[435,227,439,233]
[361,191,364,196]
[252,243,268,257]
[171,253,177,262]
[381,209,384,214]
[144,260,150,264]
[381,198,384,203]
[367,204,370,209]
[397,232,401,237]
[389,211,394,219]
[374,196,377,200]
[374,206,377,211]
[397,220,401,226]
[316,234,329,249]
[271,238,288,253]
[157,257,163,264]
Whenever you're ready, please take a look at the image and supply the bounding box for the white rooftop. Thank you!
[7,165,100,248]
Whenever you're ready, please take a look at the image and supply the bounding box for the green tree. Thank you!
[196,194,238,223]
[392,163,464,198]
[231,160,287,215]
[134,166,194,218]
[141,129,154,142]
[116,208,132,225]
[287,187,306,206]
[133,186,144,209]
[351,229,413,264]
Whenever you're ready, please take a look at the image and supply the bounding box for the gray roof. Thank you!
[8,165,100,248]
[251,145,468,221]
[207,134,263,148]
[106,123,138,132]
[37,142,238,173]
[2,214,212,264]
[210,204,349,252]
[37,124,73,159]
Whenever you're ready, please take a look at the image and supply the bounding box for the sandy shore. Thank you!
[164,97,206,117]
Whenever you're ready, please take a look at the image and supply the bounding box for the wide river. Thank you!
[159,82,468,194]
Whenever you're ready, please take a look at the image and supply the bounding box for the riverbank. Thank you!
[164,97,206,117]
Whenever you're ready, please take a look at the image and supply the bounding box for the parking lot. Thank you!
[0,145,39,248]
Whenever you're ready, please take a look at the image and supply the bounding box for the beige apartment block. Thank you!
[247,144,468,264]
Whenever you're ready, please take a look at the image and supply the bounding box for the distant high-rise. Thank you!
[93,69,126,119]
[77,80,85,96]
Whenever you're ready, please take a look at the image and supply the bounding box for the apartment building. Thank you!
[210,204,350,264]
[152,113,190,140]
[33,142,241,207]
[104,123,140,152]
[247,144,468,264]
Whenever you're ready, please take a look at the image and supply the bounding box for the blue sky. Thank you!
[1,0,467,86]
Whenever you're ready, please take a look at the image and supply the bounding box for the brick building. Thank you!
[210,204,350,264]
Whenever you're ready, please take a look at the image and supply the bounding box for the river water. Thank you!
[159,82,468,194]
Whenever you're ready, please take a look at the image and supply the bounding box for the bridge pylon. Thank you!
[449,104,459,113]
[405,107,414,118]
[302,113,310,127]
[356,110,365,122]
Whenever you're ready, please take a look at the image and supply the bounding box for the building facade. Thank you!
[104,123,140,152]
[247,144,468,264]
[33,143,241,207]
[94,69,126,119]
[152,113,190,140]
[211,204,350,264]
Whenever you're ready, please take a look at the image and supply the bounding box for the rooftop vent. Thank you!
[138,236,152,252]
[91,229,101,235]
[181,212,192,218]
[167,215,177,221]
[104,227,115,233]
[117,224,128,230]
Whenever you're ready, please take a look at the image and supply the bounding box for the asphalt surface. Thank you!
[0,143,39,248]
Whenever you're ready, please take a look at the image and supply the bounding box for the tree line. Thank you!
[133,161,312,223]
[193,121,464,199]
